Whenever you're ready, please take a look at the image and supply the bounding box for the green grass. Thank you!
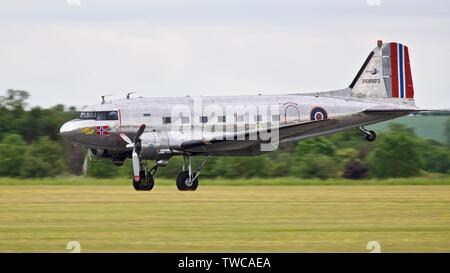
[0,183,450,252]
[1,175,450,186]
[371,115,449,142]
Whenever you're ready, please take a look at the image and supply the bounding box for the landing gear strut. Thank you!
[133,162,157,191]
[358,126,377,142]
[176,155,211,191]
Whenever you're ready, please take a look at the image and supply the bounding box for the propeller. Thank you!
[120,124,146,182]
[82,149,94,176]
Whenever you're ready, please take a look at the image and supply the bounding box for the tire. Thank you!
[176,171,198,191]
[140,175,155,191]
[365,130,377,142]
[132,170,154,191]
[133,177,142,191]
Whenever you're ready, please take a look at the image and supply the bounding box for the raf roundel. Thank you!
[310,107,328,121]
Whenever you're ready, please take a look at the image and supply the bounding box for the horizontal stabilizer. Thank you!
[363,106,448,114]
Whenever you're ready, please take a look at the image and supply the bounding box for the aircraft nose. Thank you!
[60,120,78,141]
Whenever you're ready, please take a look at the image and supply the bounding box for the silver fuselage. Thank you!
[60,92,413,160]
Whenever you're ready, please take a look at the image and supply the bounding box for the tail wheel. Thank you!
[176,171,198,191]
[365,130,377,142]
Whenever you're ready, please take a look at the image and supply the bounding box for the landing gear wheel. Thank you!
[140,175,155,191]
[133,170,155,191]
[365,130,377,142]
[176,171,198,191]
[133,177,143,191]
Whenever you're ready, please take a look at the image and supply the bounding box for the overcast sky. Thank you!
[0,0,449,109]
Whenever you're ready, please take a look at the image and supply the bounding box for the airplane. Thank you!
[60,40,424,191]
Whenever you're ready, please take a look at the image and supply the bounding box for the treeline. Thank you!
[1,89,450,179]
[0,90,80,177]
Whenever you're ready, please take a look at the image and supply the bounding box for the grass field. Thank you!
[1,177,450,252]
[1,175,450,186]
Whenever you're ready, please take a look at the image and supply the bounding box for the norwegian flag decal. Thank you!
[96,125,110,135]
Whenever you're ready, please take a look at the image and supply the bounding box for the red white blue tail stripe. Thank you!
[390,43,414,99]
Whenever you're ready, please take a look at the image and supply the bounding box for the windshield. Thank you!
[79,111,118,120]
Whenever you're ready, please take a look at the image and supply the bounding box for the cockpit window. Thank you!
[79,111,119,120]
[79,112,97,119]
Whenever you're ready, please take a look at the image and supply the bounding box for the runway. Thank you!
[1,185,449,252]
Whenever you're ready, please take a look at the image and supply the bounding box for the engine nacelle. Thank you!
[89,149,127,166]
[89,148,111,159]
[139,131,174,160]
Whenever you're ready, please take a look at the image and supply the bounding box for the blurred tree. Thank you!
[291,154,339,179]
[445,117,450,145]
[293,137,336,157]
[342,159,368,179]
[290,138,339,179]
[238,155,272,178]
[0,134,26,176]
[419,139,450,174]
[368,124,423,178]
[18,106,43,143]
[3,89,29,117]
[21,137,65,178]
[87,159,119,178]
[267,152,293,177]
[0,106,14,140]
[335,147,369,179]
[329,129,365,149]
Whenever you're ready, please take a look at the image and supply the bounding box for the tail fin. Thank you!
[350,41,414,101]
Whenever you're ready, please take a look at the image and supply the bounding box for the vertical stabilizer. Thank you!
[350,41,414,101]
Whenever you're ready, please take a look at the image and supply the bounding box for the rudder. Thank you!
[350,41,414,101]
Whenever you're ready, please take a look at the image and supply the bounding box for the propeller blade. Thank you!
[119,134,133,145]
[132,148,141,182]
[130,124,145,182]
[82,155,88,176]
[134,124,146,143]
[82,149,92,176]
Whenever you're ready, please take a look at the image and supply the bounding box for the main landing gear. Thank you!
[176,155,211,191]
[131,156,211,192]
[358,126,377,142]
[132,163,157,191]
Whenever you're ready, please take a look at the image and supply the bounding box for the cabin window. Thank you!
[235,115,244,122]
[200,116,208,123]
[181,116,190,124]
[163,117,172,124]
[97,111,118,121]
[254,114,262,122]
[79,112,96,120]
[218,116,226,123]
[107,111,119,120]
[272,114,280,121]
[143,113,151,117]
[80,111,118,120]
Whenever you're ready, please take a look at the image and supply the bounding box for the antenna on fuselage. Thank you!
[126,92,136,100]
[101,94,113,104]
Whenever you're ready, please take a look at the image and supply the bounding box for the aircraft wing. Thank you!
[362,105,448,114]
[177,119,339,153]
